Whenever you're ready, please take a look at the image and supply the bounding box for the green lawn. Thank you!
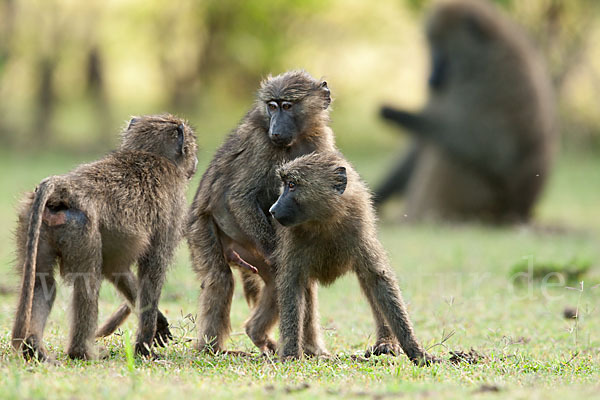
[0,147,599,399]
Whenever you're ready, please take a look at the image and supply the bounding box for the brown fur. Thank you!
[11,114,198,360]
[270,152,434,365]
[187,70,335,353]
[376,0,557,222]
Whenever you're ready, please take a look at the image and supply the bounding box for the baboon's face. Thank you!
[265,99,300,147]
[258,71,331,148]
[122,115,199,179]
[269,179,306,227]
[270,157,347,227]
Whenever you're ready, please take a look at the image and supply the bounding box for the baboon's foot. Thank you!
[67,346,95,361]
[364,342,402,357]
[414,352,441,367]
[245,325,277,355]
[250,340,276,356]
[154,312,173,347]
[22,335,48,362]
[196,335,225,354]
[259,338,277,355]
[303,344,330,358]
[221,350,253,357]
[197,342,251,357]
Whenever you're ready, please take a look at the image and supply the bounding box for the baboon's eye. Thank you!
[282,102,292,111]
[288,181,296,191]
[267,101,278,111]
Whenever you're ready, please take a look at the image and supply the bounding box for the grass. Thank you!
[0,141,599,399]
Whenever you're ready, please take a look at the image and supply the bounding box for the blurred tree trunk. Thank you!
[534,0,600,147]
[0,0,15,145]
[86,44,112,148]
[34,57,56,144]
[537,1,595,93]
[0,0,14,67]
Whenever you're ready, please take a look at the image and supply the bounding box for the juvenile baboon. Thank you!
[268,152,434,364]
[187,70,335,354]
[375,0,556,222]
[12,114,198,360]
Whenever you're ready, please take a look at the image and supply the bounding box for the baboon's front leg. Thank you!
[302,281,329,357]
[277,265,307,359]
[135,252,168,357]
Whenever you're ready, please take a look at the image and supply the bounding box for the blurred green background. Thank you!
[1,0,600,153]
[0,0,599,285]
[1,0,600,311]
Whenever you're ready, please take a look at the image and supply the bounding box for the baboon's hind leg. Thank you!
[245,282,278,354]
[66,254,102,360]
[356,259,428,365]
[189,215,235,353]
[360,281,401,357]
[21,237,58,361]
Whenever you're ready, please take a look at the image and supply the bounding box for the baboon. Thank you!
[11,114,198,360]
[375,0,556,222]
[268,151,434,365]
[187,70,335,354]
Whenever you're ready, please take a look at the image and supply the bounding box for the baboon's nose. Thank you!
[269,204,278,218]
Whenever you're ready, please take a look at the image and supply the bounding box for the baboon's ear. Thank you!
[333,166,347,195]
[465,14,490,42]
[176,124,185,155]
[320,81,331,109]
[128,117,140,130]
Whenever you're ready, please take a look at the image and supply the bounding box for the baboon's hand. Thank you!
[135,341,160,359]
[364,342,402,358]
[379,106,422,133]
[154,311,173,347]
[380,105,399,120]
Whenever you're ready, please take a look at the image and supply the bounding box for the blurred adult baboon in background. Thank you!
[375,0,557,223]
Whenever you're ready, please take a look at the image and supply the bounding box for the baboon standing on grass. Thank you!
[187,70,335,354]
[375,0,556,222]
[268,152,434,365]
[12,114,198,360]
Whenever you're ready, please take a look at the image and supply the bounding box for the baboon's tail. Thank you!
[96,303,132,338]
[11,178,55,351]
